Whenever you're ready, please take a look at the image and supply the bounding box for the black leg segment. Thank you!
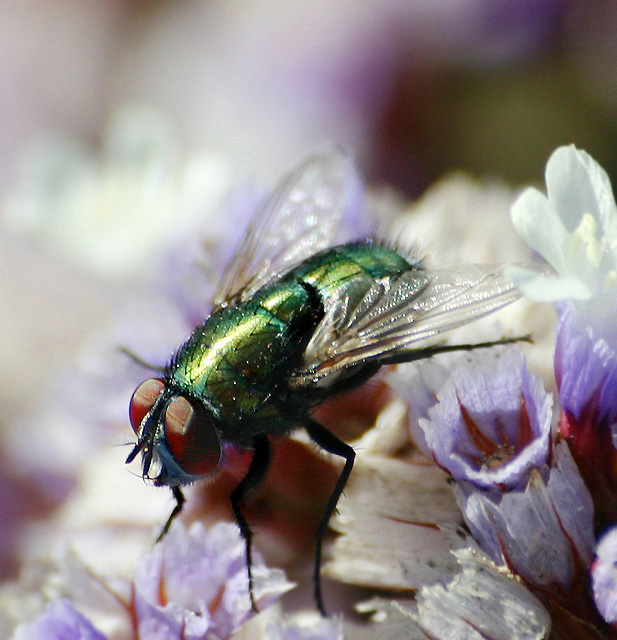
[379,334,532,366]
[305,419,356,617]
[157,485,186,542]
[230,434,272,612]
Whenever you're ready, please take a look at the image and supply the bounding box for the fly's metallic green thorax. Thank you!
[169,276,321,442]
[169,241,419,444]
[126,147,524,615]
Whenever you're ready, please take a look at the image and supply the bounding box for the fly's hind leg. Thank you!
[305,419,355,617]
[380,334,532,365]
[230,434,271,612]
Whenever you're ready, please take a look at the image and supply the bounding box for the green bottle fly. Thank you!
[126,148,522,615]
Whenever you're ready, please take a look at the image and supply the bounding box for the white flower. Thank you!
[359,533,551,640]
[509,145,617,305]
[4,105,233,277]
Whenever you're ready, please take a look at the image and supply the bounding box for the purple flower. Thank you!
[417,347,595,595]
[456,441,593,590]
[7,521,292,640]
[556,305,617,426]
[556,305,617,527]
[510,144,617,529]
[12,599,107,640]
[131,521,293,639]
[592,528,617,625]
[421,347,552,490]
[385,358,450,456]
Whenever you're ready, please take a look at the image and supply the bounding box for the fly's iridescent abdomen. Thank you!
[290,241,419,303]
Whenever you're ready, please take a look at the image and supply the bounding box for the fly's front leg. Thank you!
[230,434,271,612]
[157,486,185,543]
[305,419,355,617]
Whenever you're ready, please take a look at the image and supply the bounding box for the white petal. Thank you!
[510,187,568,273]
[506,265,593,301]
[546,145,617,237]
[415,545,551,640]
[360,541,551,640]
[326,455,461,589]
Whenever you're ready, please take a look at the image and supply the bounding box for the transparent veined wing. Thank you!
[214,146,354,306]
[294,263,522,385]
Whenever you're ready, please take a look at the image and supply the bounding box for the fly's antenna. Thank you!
[119,347,167,372]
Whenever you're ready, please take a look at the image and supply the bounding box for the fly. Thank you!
[126,147,525,616]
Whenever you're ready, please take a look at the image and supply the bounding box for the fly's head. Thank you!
[127,378,222,487]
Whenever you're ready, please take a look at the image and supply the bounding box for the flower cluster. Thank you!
[381,145,617,637]
[5,141,617,639]
[510,146,617,633]
[9,521,318,640]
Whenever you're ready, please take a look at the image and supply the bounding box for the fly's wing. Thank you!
[214,146,354,306]
[295,263,521,385]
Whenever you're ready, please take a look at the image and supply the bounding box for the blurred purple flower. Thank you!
[266,614,344,640]
[592,528,617,626]
[10,521,292,640]
[12,599,107,640]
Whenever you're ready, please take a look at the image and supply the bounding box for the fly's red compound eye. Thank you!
[164,396,222,477]
[129,378,165,434]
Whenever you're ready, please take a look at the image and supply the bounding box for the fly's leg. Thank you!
[156,486,186,543]
[380,334,532,365]
[305,419,355,617]
[231,434,271,613]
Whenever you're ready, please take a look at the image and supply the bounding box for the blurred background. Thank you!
[2,0,617,194]
[1,0,617,586]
